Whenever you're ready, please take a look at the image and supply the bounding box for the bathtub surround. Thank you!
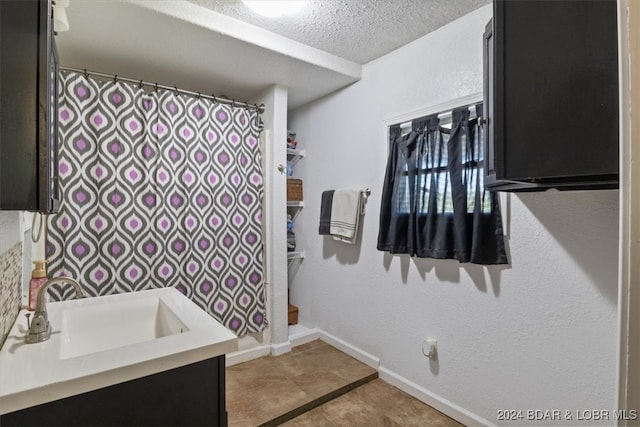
[47,70,265,336]
[0,242,23,347]
[288,5,618,425]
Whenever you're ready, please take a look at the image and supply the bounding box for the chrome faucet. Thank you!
[25,277,84,344]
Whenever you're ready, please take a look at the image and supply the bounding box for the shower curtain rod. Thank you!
[59,66,265,114]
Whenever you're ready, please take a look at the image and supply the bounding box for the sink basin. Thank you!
[59,297,188,359]
[0,287,238,415]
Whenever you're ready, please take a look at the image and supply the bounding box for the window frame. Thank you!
[392,106,487,216]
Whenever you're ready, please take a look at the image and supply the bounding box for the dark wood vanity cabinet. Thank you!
[484,0,619,191]
[1,356,228,427]
[0,0,59,212]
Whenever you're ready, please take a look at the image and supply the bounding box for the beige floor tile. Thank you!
[226,375,244,396]
[302,342,347,358]
[228,358,277,387]
[353,379,463,427]
[267,351,315,379]
[226,340,464,427]
[292,339,327,353]
[290,367,350,399]
[226,394,266,427]
[315,391,397,427]
[250,377,310,419]
[280,407,337,426]
[318,393,377,426]
[331,359,377,383]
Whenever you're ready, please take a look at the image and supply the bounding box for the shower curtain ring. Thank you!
[232,99,236,108]
[83,69,89,78]
[138,80,144,89]
[113,75,118,84]
[212,94,217,104]
[154,83,158,92]
[174,86,178,97]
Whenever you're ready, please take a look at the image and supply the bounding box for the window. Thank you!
[377,103,508,265]
[395,109,491,216]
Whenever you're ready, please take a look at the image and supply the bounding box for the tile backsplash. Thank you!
[0,242,23,347]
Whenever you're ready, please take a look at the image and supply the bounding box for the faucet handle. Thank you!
[24,313,31,329]
[25,277,83,344]
[25,312,51,344]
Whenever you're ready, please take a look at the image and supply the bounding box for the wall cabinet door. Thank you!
[0,0,58,212]
[485,0,619,191]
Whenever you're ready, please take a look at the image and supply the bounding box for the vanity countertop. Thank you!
[0,287,238,415]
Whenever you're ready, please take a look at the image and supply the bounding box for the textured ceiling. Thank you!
[57,0,361,108]
[57,0,491,108]
[187,0,490,64]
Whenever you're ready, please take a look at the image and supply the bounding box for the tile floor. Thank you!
[226,340,463,427]
[281,378,463,427]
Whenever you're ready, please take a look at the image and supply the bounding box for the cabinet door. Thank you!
[483,20,497,186]
[39,0,58,213]
[488,0,618,190]
[0,0,57,212]
[0,356,227,426]
[0,0,40,210]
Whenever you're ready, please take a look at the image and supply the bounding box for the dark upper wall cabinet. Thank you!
[484,0,619,191]
[0,0,59,212]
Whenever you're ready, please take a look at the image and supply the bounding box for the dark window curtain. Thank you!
[377,103,508,265]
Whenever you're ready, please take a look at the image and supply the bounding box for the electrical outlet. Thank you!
[422,339,437,359]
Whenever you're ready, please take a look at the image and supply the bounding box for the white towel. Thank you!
[330,189,363,244]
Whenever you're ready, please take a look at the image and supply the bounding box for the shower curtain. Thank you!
[46,70,266,335]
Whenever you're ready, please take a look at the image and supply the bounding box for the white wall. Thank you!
[0,212,21,254]
[288,5,619,425]
[253,85,290,350]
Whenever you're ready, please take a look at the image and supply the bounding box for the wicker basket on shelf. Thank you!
[287,179,303,201]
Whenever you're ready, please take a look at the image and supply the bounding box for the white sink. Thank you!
[59,297,188,359]
[0,287,238,415]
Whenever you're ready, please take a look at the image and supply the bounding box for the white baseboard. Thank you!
[289,326,321,347]
[225,344,271,367]
[378,366,495,427]
[317,330,380,370]
[226,326,320,365]
[271,340,292,356]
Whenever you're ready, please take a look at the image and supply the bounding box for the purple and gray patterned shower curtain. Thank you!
[47,70,265,335]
